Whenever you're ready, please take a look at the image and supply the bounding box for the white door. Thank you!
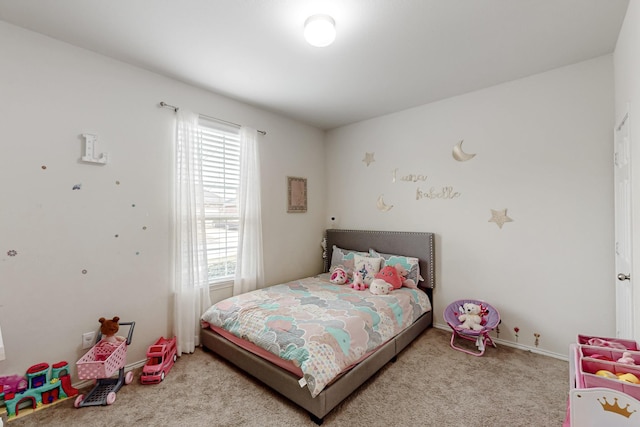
[614,111,634,339]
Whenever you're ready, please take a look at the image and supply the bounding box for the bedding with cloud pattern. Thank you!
[201,275,431,397]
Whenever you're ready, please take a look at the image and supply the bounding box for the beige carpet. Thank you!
[7,328,569,426]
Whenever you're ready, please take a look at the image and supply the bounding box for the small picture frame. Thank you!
[287,176,307,213]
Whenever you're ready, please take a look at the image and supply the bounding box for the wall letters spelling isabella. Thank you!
[391,168,461,200]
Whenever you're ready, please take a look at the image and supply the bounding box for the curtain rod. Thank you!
[159,101,266,135]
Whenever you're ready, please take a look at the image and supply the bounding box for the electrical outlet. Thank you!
[82,331,96,349]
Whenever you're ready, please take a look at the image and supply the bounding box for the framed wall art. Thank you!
[287,176,307,213]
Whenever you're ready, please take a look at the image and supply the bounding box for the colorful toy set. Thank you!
[0,319,176,421]
[74,319,135,408]
[140,336,177,384]
[0,361,78,419]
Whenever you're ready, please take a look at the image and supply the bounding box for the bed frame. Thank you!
[200,229,436,424]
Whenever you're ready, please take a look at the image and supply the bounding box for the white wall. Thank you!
[614,0,640,343]
[0,21,325,378]
[326,56,615,356]
[0,13,620,379]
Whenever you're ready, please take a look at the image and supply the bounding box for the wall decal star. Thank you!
[488,208,513,229]
[362,152,375,166]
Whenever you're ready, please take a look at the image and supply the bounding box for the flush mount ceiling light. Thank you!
[304,14,336,47]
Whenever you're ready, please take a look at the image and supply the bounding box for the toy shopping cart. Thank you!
[74,321,135,407]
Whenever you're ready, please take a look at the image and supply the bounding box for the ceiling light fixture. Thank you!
[304,14,336,47]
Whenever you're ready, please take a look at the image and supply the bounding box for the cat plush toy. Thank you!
[329,266,348,285]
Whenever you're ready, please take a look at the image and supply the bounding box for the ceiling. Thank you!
[0,0,630,130]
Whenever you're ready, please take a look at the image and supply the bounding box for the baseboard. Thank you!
[72,358,147,390]
[433,323,568,361]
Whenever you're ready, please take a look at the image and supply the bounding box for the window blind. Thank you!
[200,118,240,284]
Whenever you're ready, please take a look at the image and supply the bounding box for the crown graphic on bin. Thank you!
[597,397,637,419]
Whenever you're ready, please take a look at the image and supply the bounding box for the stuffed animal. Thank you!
[457,303,484,331]
[369,279,392,295]
[99,316,123,344]
[393,263,417,289]
[374,265,402,290]
[329,266,348,285]
[350,271,368,290]
[587,338,628,350]
[618,351,636,365]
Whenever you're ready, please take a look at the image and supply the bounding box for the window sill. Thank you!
[209,280,233,291]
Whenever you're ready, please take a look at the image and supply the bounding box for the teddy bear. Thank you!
[329,266,348,285]
[457,303,484,331]
[350,271,368,290]
[369,279,392,295]
[374,265,402,290]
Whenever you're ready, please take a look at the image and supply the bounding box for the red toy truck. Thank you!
[140,336,177,385]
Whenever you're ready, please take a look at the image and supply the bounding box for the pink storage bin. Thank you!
[76,340,127,380]
[580,357,640,400]
[571,344,585,389]
[577,334,638,350]
[579,345,640,364]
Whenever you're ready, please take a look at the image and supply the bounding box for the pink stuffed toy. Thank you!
[618,351,636,365]
[393,263,418,289]
[350,271,368,290]
[330,266,348,285]
[374,265,403,290]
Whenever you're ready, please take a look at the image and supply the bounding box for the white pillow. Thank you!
[354,254,383,285]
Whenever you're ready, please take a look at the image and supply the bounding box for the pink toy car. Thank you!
[140,336,177,384]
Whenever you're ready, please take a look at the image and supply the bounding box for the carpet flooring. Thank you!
[6,328,569,426]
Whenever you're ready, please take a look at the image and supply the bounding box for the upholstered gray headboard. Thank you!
[323,229,436,293]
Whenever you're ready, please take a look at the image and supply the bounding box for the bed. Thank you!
[200,229,435,424]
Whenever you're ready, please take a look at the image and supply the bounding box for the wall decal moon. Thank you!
[376,194,393,211]
[452,140,476,162]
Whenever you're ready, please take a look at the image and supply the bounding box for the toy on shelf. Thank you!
[0,361,78,419]
[140,336,177,385]
[74,319,135,408]
[567,340,640,426]
[618,351,637,365]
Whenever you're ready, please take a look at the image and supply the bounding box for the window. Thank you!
[200,117,240,285]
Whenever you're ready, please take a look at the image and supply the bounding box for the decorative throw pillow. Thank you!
[354,254,383,285]
[369,249,422,286]
[330,245,368,277]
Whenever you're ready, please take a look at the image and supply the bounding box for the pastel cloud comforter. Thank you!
[200,275,431,397]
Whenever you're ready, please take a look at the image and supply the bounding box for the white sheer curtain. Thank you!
[233,126,265,295]
[0,324,5,360]
[172,110,212,356]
